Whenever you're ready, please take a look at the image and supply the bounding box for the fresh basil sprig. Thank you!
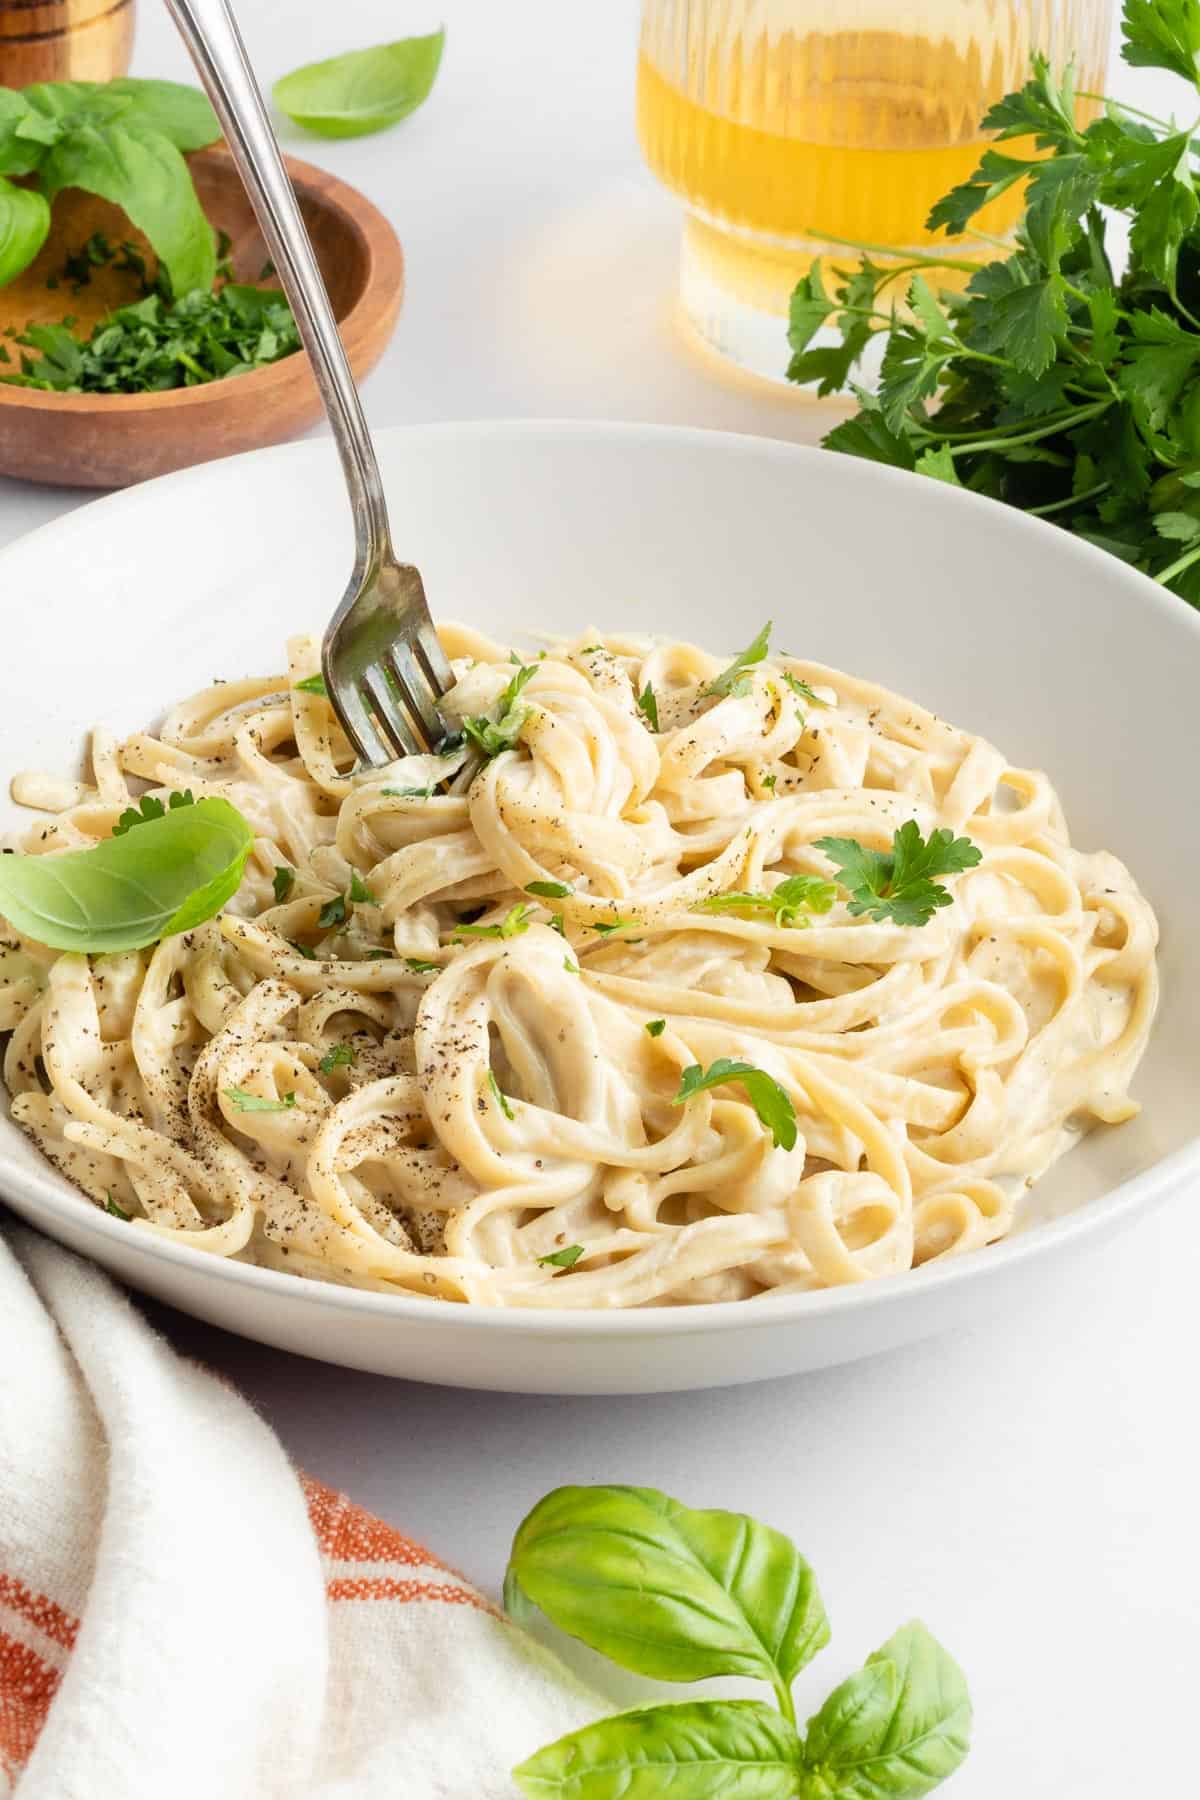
[273,30,445,140]
[0,78,221,295]
[0,796,253,953]
[508,1485,971,1800]
[505,1485,829,1708]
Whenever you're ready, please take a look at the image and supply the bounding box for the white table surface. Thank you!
[3,4,1196,1794]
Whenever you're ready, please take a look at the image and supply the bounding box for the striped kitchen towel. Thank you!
[0,1227,597,1798]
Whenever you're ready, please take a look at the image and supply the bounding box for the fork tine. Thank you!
[389,642,444,745]
[362,667,421,760]
[330,678,393,768]
[411,621,455,694]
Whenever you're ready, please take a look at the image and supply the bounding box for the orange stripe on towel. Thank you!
[326,1576,500,1618]
[302,1475,452,1572]
[0,1575,78,1652]
[0,1627,62,1780]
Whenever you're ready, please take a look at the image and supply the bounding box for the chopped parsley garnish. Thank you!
[405,956,441,973]
[454,902,535,941]
[526,880,573,899]
[272,865,295,903]
[645,1018,666,1037]
[381,785,435,798]
[224,1086,297,1113]
[113,789,195,837]
[290,941,318,960]
[318,893,348,929]
[294,673,327,696]
[781,672,822,705]
[694,874,837,928]
[487,1069,515,1119]
[564,955,580,973]
[592,917,637,936]
[349,870,377,904]
[365,948,392,960]
[702,623,771,699]
[761,773,777,792]
[319,1044,356,1073]
[538,1244,584,1269]
[579,644,605,654]
[2,285,301,396]
[636,683,660,731]
[673,1059,797,1150]
[462,663,536,759]
[104,1191,131,1220]
[815,822,982,928]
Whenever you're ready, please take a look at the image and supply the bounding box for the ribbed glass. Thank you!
[637,0,1113,376]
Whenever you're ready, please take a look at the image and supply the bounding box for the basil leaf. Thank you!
[0,176,51,287]
[103,78,221,152]
[0,796,253,954]
[514,1701,804,1800]
[798,1622,971,1800]
[0,91,52,177]
[504,1485,828,1693]
[273,30,445,140]
[39,118,216,298]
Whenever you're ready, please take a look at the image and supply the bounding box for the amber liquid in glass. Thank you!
[637,19,1107,374]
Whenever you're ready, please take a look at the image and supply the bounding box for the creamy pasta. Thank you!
[0,624,1158,1308]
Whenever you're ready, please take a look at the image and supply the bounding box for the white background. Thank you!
[2,4,1197,1794]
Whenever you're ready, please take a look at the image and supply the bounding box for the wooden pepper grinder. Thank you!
[0,1,135,86]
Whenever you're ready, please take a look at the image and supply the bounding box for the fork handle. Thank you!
[165,0,393,577]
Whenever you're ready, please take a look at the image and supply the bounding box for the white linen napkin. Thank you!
[0,1226,596,1798]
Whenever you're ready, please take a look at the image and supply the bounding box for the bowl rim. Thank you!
[0,146,403,417]
[1,416,1197,1339]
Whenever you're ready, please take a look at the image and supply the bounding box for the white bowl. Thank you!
[1,422,1196,1393]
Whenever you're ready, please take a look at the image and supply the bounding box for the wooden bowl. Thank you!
[0,147,404,489]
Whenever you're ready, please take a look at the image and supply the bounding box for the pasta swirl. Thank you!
[0,625,1158,1308]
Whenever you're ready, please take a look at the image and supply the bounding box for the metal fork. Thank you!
[166,0,454,766]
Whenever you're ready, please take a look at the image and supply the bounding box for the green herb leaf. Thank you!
[514,1701,804,1800]
[538,1244,584,1269]
[487,1069,515,1120]
[0,90,55,177]
[461,662,536,759]
[781,672,821,705]
[38,114,216,299]
[102,78,221,152]
[815,822,981,928]
[525,880,573,899]
[636,682,660,731]
[294,673,327,696]
[694,875,837,929]
[319,1044,356,1074]
[673,1059,798,1151]
[0,796,253,954]
[592,916,637,936]
[223,1086,297,1114]
[454,902,534,941]
[381,784,435,798]
[273,30,445,139]
[291,940,318,960]
[645,1018,666,1037]
[504,1485,828,1691]
[318,893,347,930]
[104,1191,131,1221]
[272,866,295,904]
[404,956,440,973]
[0,176,51,287]
[798,1621,971,1800]
[1122,0,1200,86]
[702,623,772,699]
[112,788,195,837]
[348,870,377,904]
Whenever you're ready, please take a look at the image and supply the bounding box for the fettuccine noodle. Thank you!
[0,625,1158,1307]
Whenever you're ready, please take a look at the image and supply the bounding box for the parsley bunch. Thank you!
[788,0,1200,605]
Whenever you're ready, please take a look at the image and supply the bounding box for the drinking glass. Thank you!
[637,0,1112,378]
